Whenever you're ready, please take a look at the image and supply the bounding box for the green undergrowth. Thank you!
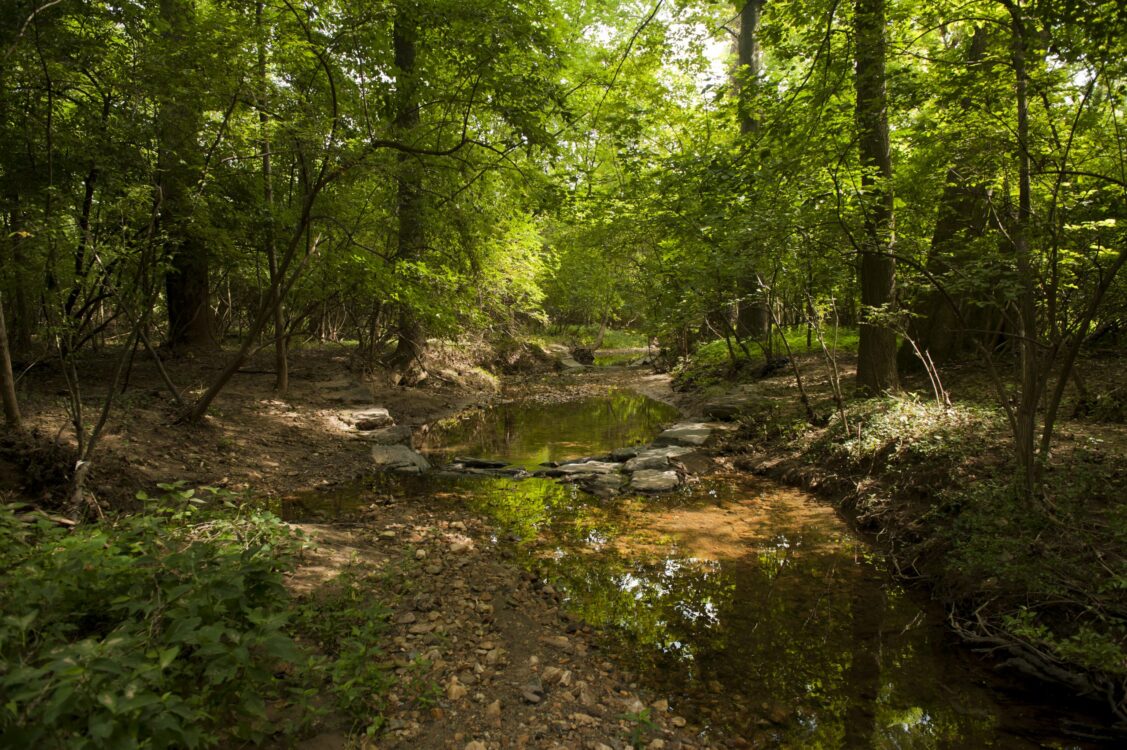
[534,326,648,350]
[673,327,859,391]
[773,396,1127,711]
[0,484,396,748]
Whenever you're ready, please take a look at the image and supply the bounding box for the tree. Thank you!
[156,0,213,349]
[852,0,898,393]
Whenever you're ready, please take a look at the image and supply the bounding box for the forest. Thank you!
[1,0,1126,747]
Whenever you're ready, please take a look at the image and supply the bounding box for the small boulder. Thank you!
[371,444,431,474]
[346,407,394,430]
[630,470,682,493]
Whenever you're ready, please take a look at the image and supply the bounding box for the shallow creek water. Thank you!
[289,389,1111,748]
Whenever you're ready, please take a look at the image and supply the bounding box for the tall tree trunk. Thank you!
[899,28,993,369]
[853,0,899,394]
[5,193,33,354]
[0,292,22,431]
[257,1,287,393]
[1005,0,1040,499]
[734,1,771,342]
[388,6,427,385]
[158,0,212,350]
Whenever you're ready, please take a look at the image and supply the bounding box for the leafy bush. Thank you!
[0,486,308,748]
[293,571,392,738]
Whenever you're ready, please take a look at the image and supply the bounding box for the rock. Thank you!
[455,456,510,469]
[571,347,596,365]
[415,548,427,560]
[630,470,682,493]
[465,742,487,750]
[371,444,431,474]
[541,635,572,652]
[610,446,642,462]
[348,407,394,430]
[450,538,475,553]
[622,446,694,472]
[622,454,673,472]
[652,423,714,447]
[581,473,624,498]
[521,675,545,704]
[703,399,745,421]
[555,461,620,476]
[486,699,502,726]
[648,740,666,750]
[447,676,468,701]
[559,357,586,371]
[671,716,687,728]
[366,424,413,445]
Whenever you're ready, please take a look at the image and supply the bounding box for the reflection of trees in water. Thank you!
[421,392,679,466]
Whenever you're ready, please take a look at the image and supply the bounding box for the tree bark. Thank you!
[734,1,771,343]
[853,0,899,394]
[0,292,22,430]
[257,1,288,393]
[1005,1,1042,499]
[388,6,427,385]
[899,28,993,369]
[158,0,213,350]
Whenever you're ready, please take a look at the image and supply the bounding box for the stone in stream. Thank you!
[455,457,511,469]
[609,446,642,462]
[622,446,695,472]
[581,473,625,498]
[630,469,682,493]
[555,461,620,476]
[371,444,431,474]
[652,422,715,447]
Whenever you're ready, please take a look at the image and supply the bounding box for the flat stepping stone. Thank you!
[555,461,620,476]
[652,422,715,447]
[371,444,430,474]
[623,446,695,472]
[630,470,682,493]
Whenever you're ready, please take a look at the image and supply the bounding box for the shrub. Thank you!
[0,486,307,748]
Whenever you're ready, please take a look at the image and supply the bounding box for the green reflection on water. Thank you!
[425,475,1047,749]
[416,389,680,470]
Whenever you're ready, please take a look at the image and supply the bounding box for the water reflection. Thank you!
[416,389,680,469]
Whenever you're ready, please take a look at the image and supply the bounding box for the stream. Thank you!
[288,387,1113,748]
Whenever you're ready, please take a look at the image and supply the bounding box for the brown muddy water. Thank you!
[287,389,1119,748]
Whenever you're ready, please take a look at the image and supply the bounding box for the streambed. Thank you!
[288,388,1110,748]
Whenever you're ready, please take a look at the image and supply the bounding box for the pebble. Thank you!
[415,548,427,560]
[671,716,687,727]
[446,676,468,701]
[521,675,545,704]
